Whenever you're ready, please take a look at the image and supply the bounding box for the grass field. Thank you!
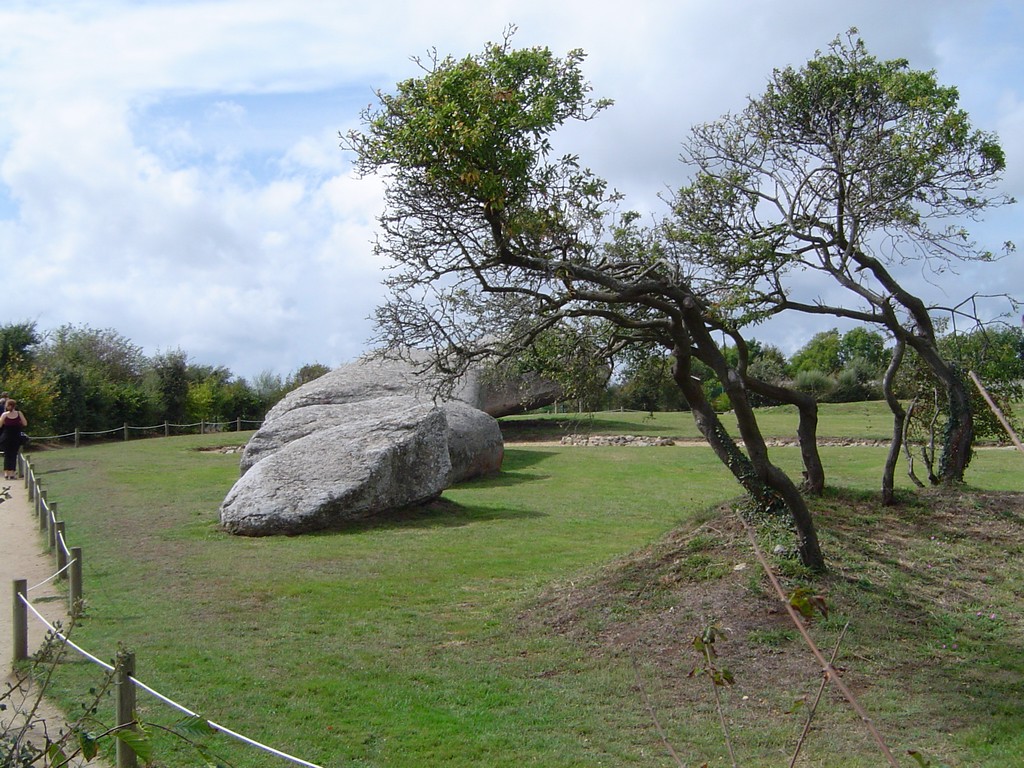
[501,402,902,443]
[18,403,1024,767]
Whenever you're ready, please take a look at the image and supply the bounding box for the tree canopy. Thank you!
[346,30,826,569]
[671,30,1015,484]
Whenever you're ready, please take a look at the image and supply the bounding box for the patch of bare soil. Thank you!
[525,504,817,698]
[521,488,1024,756]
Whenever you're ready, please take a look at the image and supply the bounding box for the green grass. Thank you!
[18,409,1024,767]
[503,400,900,442]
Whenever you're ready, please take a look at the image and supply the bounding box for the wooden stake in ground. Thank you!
[969,370,1024,457]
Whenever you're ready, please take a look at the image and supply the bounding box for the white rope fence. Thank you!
[29,418,265,446]
[26,559,73,592]
[10,454,324,768]
[14,597,324,768]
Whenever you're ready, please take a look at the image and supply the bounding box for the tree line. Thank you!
[608,324,1024,435]
[0,321,330,436]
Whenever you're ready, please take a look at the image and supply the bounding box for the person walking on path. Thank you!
[0,398,27,480]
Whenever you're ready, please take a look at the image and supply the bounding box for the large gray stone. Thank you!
[238,395,417,474]
[220,353,515,536]
[441,400,504,482]
[262,353,563,423]
[455,366,567,417]
[220,401,452,536]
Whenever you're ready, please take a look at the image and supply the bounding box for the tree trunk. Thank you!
[850,252,974,483]
[672,344,825,572]
[880,339,906,505]
[744,378,825,495]
[905,335,973,483]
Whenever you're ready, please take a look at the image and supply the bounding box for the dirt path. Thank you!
[0,475,112,767]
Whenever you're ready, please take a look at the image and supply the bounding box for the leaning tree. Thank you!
[671,31,1015,494]
[344,33,826,570]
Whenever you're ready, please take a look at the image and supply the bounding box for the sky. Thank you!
[0,0,1021,381]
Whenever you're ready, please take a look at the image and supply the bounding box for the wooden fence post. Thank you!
[123,423,129,441]
[75,428,80,448]
[164,421,169,437]
[70,547,83,615]
[38,491,47,531]
[13,579,27,663]
[45,497,55,550]
[200,420,205,435]
[236,417,241,432]
[115,650,138,768]
[55,521,67,576]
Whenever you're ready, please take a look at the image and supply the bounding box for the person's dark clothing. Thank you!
[0,412,24,472]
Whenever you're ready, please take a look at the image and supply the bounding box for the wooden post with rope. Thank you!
[116,650,138,768]
[12,579,27,663]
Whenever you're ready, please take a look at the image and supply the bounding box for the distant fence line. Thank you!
[31,418,265,447]
[9,453,322,768]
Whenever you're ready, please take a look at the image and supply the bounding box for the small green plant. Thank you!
[908,749,952,767]
[688,624,737,766]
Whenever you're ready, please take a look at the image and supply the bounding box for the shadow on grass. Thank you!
[501,416,682,440]
[501,447,560,468]
[307,497,546,538]
[458,470,551,489]
[33,466,77,476]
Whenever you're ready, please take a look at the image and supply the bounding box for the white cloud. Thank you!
[0,0,1019,379]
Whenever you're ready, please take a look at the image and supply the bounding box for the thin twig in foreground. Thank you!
[789,622,850,767]
[738,514,900,767]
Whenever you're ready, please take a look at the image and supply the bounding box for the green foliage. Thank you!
[786,330,887,404]
[346,27,616,377]
[351,30,609,215]
[689,625,735,687]
[248,369,287,409]
[789,329,842,376]
[610,346,688,412]
[908,750,952,768]
[839,327,890,374]
[491,324,612,411]
[942,325,1024,440]
[114,728,155,763]
[831,358,882,403]
[348,30,831,569]
[792,369,836,401]
[148,349,190,423]
[0,318,338,435]
[747,343,788,385]
[0,364,57,434]
[287,362,331,388]
[673,29,1013,483]
[36,324,153,433]
[788,586,829,621]
[186,378,221,422]
[895,325,1024,461]
[1,626,218,767]
[0,320,40,373]
[40,324,147,384]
